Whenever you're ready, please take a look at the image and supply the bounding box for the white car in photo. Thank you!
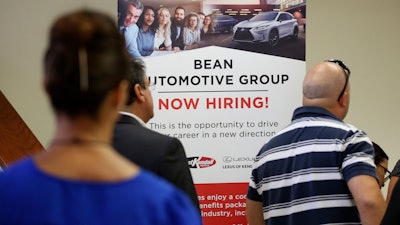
[233,11,299,47]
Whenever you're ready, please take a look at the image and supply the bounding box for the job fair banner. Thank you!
[118,1,306,224]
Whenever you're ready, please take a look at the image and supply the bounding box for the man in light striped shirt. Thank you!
[246,60,386,225]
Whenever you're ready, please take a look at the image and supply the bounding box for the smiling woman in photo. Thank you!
[154,7,172,51]
[137,6,157,56]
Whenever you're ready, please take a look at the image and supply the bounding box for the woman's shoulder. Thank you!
[134,169,178,191]
[129,170,202,224]
[133,170,190,202]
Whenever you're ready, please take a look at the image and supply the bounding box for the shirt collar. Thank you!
[119,111,146,127]
[293,106,341,122]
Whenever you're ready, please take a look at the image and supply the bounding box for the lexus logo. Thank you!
[223,156,255,163]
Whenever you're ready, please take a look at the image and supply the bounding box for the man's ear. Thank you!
[134,83,145,103]
[338,91,348,107]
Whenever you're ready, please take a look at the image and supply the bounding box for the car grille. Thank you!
[233,28,253,41]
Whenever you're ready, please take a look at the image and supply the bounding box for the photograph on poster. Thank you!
[118,0,306,60]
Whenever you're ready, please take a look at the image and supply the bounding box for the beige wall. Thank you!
[0,0,116,147]
[1,0,399,194]
[308,0,400,196]
[307,0,400,184]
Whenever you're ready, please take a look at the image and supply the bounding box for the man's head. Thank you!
[125,57,154,123]
[302,59,351,119]
[174,6,185,23]
[123,0,143,27]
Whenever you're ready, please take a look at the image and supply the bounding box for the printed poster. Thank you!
[118,1,306,224]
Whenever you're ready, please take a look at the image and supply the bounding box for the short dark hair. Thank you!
[175,6,185,13]
[126,57,146,105]
[44,10,130,119]
[373,142,389,165]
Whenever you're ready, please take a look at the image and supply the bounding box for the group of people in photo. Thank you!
[118,0,216,57]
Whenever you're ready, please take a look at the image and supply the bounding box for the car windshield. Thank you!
[216,15,231,21]
[249,12,278,22]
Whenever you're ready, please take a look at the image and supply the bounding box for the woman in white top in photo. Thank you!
[153,7,172,51]
[182,12,203,50]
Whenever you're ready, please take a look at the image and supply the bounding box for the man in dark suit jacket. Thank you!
[112,58,199,209]
[170,6,185,51]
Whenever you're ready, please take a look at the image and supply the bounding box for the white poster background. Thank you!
[143,46,305,184]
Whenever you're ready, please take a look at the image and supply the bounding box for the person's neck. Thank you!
[158,25,165,31]
[121,105,149,124]
[51,114,112,147]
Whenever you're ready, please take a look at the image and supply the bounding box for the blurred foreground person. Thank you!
[246,60,386,225]
[0,9,201,225]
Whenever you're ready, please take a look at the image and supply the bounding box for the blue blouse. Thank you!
[0,158,202,225]
[137,27,155,56]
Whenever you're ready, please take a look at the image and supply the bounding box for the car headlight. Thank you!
[233,25,238,33]
[253,24,270,32]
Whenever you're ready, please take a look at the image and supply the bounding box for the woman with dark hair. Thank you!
[201,14,215,43]
[0,9,201,225]
[137,6,157,56]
